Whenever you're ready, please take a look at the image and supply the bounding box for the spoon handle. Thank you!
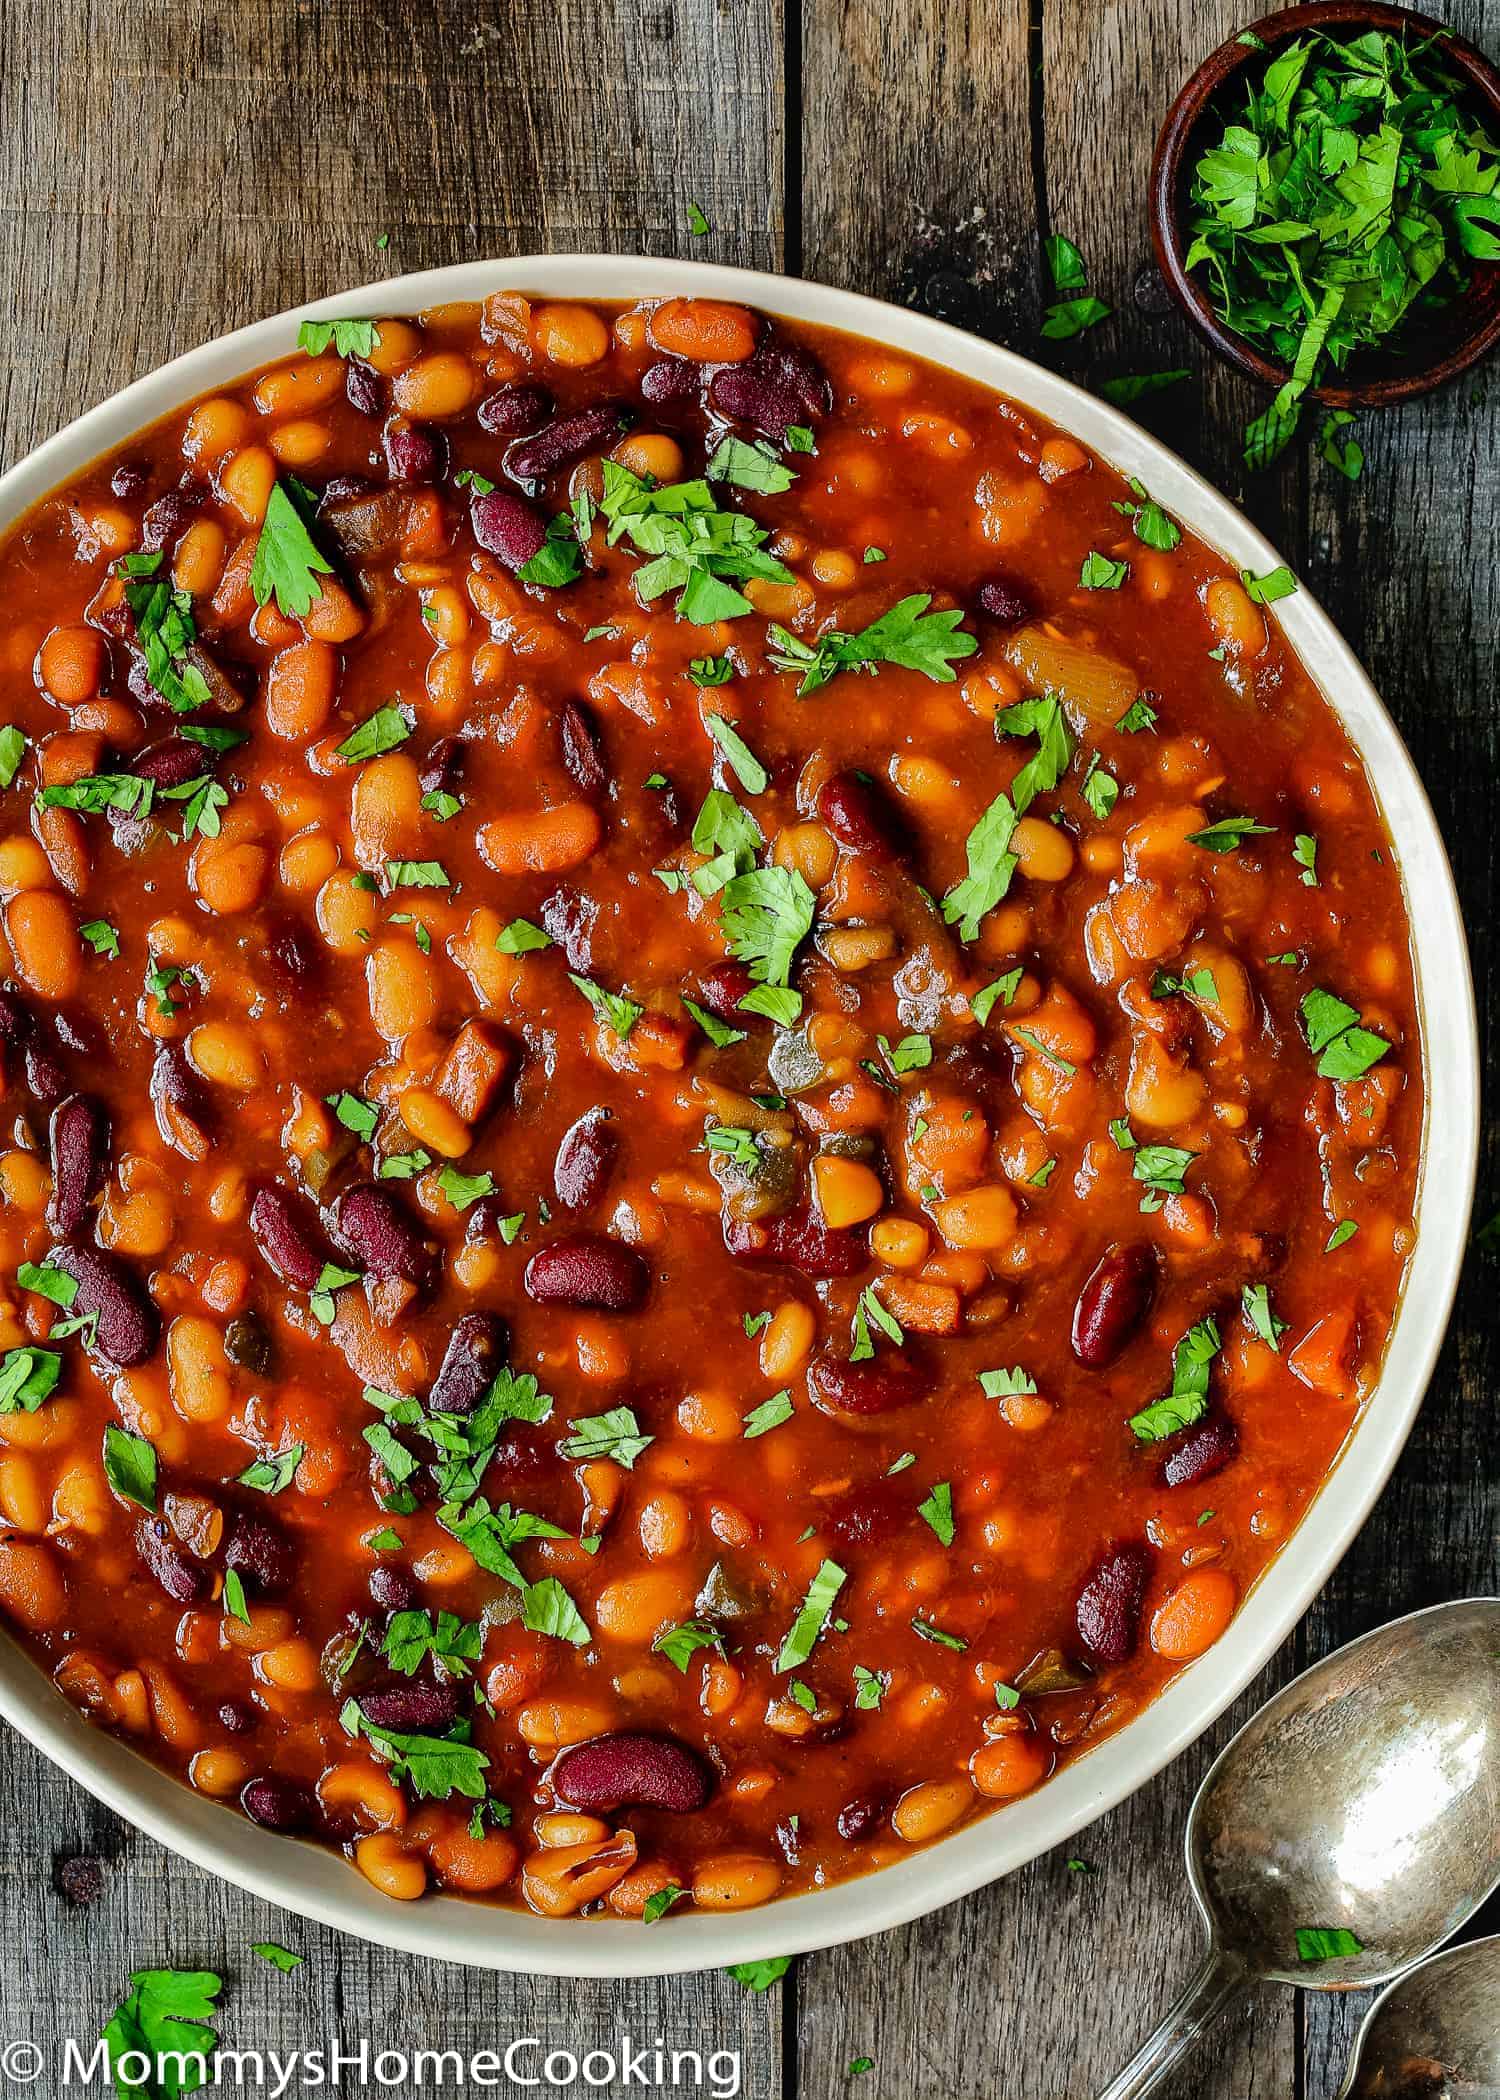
[1094,1946,1251,2100]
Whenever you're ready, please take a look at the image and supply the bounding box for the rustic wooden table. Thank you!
[0,2,1494,2094]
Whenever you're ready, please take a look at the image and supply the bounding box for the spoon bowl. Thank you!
[1100,1598,1500,2098]
[1189,1596,1500,1986]
[1339,1934,1500,2100]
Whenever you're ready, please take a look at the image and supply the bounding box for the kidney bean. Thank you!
[0,987,30,1047]
[218,1700,258,1735]
[686,964,749,1030]
[1162,1412,1239,1488]
[640,358,703,406]
[1076,1542,1152,1664]
[524,1233,649,1312]
[419,735,467,799]
[836,1790,888,1842]
[223,1511,294,1596]
[553,1109,618,1211]
[53,1009,102,1059]
[262,917,320,998]
[809,1354,924,1416]
[110,460,148,499]
[344,358,386,418]
[46,1094,110,1237]
[368,1565,417,1612]
[477,383,553,435]
[708,339,831,440]
[383,418,443,484]
[539,885,598,973]
[357,1678,463,1734]
[977,573,1035,624]
[330,1183,436,1286]
[470,486,548,570]
[558,699,608,794]
[46,1241,158,1367]
[223,1311,271,1375]
[151,1041,214,1158]
[816,769,905,861]
[825,1478,912,1547]
[549,1731,711,1814]
[131,738,209,793]
[140,484,202,554]
[111,738,208,851]
[429,1311,508,1415]
[504,403,630,484]
[724,1207,866,1277]
[249,1183,332,1292]
[24,1037,69,1106]
[136,1520,212,1605]
[1071,1244,1157,1368]
[241,1774,317,1833]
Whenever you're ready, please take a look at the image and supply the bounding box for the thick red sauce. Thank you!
[0,290,1419,1917]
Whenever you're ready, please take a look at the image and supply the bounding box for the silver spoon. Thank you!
[1337,1932,1500,2099]
[1098,1596,1500,2100]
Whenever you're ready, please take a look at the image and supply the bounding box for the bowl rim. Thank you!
[1148,0,1500,407]
[0,253,1478,1979]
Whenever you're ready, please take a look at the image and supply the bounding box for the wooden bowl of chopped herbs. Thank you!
[1151,2,1500,468]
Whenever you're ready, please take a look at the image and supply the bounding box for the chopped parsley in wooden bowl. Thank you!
[1151,2,1500,468]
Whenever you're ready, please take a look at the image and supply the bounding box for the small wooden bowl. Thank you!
[1150,0,1500,407]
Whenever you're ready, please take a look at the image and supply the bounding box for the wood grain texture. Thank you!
[800,0,1040,340]
[0,0,786,2085]
[0,0,1495,2094]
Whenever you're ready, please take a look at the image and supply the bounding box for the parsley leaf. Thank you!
[103,1424,158,1510]
[720,865,815,988]
[569,973,643,1040]
[765,594,978,695]
[775,1559,846,1673]
[236,1445,304,1495]
[250,480,334,619]
[558,1406,653,1468]
[943,695,1073,939]
[705,713,769,794]
[297,317,381,358]
[335,706,411,763]
[1129,1318,1221,1442]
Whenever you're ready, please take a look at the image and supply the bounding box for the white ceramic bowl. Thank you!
[0,257,1477,1977]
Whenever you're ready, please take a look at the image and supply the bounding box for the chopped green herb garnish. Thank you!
[1187,814,1277,853]
[1080,550,1129,590]
[297,317,380,358]
[336,706,411,763]
[705,713,769,794]
[1300,986,1390,1079]
[250,479,333,619]
[559,1406,652,1468]
[569,973,643,1040]
[776,1559,846,1673]
[81,919,120,959]
[1296,1926,1364,1964]
[1242,1282,1288,1351]
[1129,1318,1220,1442]
[236,1445,304,1495]
[1098,369,1191,406]
[766,593,978,695]
[103,1424,158,1510]
[918,1480,955,1545]
[1185,29,1500,466]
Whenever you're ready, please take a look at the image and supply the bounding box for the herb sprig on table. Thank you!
[1185,29,1500,468]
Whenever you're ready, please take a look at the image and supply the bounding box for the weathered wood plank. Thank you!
[0,0,785,2084]
[1298,7,1500,2089]
[800,0,1040,342]
[0,0,786,464]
